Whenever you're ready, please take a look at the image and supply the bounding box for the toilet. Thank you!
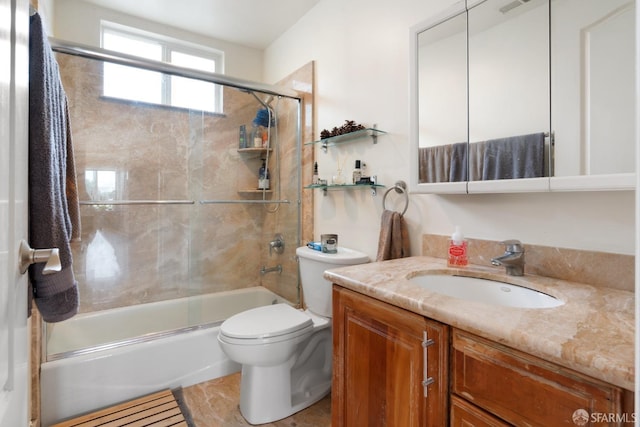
[218,245,369,425]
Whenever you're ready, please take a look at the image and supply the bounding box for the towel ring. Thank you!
[382,180,409,216]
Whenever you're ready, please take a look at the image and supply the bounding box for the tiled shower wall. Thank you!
[57,53,313,313]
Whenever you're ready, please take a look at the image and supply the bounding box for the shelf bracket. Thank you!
[372,123,378,144]
[321,140,328,153]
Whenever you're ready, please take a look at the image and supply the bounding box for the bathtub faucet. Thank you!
[260,264,282,275]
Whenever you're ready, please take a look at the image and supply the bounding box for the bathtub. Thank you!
[40,286,287,426]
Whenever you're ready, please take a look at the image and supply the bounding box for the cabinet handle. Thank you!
[422,331,435,397]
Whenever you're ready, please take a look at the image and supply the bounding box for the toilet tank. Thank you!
[296,246,369,318]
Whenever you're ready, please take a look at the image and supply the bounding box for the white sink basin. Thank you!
[408,274,563,309]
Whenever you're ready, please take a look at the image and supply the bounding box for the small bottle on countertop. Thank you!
[447,226,468,267]
[312,161,319,185]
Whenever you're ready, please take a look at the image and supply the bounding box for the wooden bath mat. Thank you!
[51,389,192,427]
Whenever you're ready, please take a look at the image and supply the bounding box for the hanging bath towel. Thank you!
[29,13,80,322]
[376,210,410,261]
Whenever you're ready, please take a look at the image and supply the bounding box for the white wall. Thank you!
[51,0,263,82]
[264,0,635,259]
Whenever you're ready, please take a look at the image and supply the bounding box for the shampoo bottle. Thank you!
[447,226,468,267]
[252,124,263,148]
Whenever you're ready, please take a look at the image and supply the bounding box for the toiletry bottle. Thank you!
[447,226,468,267]
[312,162,319,185]
[252,124,263,148]
[239,125,247,149]
[258,160,270,190]
[352,160,362,184]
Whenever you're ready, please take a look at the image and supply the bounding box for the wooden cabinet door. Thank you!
[332,286,448,427]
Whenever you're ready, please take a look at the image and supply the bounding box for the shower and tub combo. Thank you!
[41,287,285,426]
[41,38,313,425]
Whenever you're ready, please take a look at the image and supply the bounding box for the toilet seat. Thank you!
[219,304,314,345]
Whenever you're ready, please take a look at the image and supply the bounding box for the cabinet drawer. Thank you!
[452,330,624,426]
[451,395,510,427]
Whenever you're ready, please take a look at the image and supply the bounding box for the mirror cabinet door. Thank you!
[467,0,551,191]
[415,8,468,186]
[551,0,636,184]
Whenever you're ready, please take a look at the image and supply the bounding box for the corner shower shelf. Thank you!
[305,182,385,196]
[306,126,386,152]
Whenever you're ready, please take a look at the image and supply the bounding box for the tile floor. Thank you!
[181,373,332,427]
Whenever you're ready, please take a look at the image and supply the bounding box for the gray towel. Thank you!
[418,145,452,183]
[29,13,80,322]
[449,142,468,182]
[468,141,484,181]
[481,132,545,180]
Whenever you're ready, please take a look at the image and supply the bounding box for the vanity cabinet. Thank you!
[451,329,629,426]
[332,286,634,427]
[332,286,449,426]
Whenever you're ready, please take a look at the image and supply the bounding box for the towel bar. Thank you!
[382,180,409,216]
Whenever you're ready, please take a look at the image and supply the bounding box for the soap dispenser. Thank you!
[258,160,270,190]
[447,226,468,267]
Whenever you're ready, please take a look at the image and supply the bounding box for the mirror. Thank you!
[416,7,467,185]
[551,0,636,184]
[410,0,636,193]
[467,0,550,188]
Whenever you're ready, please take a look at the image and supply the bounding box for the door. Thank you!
[0,0,30,425]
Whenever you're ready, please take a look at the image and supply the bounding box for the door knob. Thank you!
[19,240,62,275]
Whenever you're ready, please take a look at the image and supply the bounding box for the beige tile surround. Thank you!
[423,234,634,292]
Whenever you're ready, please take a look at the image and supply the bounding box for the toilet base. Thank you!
[238,328,332,425]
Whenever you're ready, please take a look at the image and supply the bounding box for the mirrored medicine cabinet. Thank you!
[409,0,637,194]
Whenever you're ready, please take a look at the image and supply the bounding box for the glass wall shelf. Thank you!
[305,183,385,196]
[306,126,386,152]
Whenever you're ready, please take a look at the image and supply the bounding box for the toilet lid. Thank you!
[220,303,313,340]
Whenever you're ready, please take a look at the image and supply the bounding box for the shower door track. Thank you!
[80,200,195,205]
[48,37,301,100]
[199,200,290,205]
[79,200,291,205]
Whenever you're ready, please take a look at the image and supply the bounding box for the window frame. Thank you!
[100,21,225,113]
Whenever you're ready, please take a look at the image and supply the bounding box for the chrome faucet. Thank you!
[491,240,525,276]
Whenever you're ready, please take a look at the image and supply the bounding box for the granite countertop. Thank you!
[324,256,635,391]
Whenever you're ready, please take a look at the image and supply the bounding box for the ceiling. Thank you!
[80,0,321,49]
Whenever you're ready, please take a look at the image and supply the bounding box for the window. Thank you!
[101,23,224,113]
